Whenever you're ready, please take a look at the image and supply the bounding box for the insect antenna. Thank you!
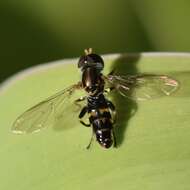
[84,48,93,55]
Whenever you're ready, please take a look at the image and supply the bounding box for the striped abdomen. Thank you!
[89,107,113,148]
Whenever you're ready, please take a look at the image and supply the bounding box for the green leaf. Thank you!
[0,53,190,190]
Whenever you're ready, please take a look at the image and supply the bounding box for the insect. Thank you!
[12,48,179,149]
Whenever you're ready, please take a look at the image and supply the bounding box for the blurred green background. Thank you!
[1,0,190,82]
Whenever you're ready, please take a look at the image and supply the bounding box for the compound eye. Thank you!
[78,55,95,69]
[78,55,87,68]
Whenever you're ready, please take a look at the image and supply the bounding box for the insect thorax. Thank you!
[87,94,107,109]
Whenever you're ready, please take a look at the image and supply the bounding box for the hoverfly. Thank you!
[12,48,179,149]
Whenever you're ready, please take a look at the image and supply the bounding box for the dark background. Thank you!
[1,0,190,82]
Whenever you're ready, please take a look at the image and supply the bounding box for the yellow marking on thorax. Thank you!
[99,108,109,114]
[89,109,97,117]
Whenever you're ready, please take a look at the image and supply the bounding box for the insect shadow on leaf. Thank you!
[110,53,141,147]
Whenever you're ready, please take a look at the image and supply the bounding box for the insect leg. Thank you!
[80,120,91,127]
[102,73,115,94]
[74,96,86,110]
[104,87,115,94]
[86,130,94,149]
[79,106,91,127]
[107,100,115,111]
[108,70,115,76]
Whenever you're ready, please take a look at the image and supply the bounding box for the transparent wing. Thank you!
[105,74,179,101]
[12,82,83,134]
